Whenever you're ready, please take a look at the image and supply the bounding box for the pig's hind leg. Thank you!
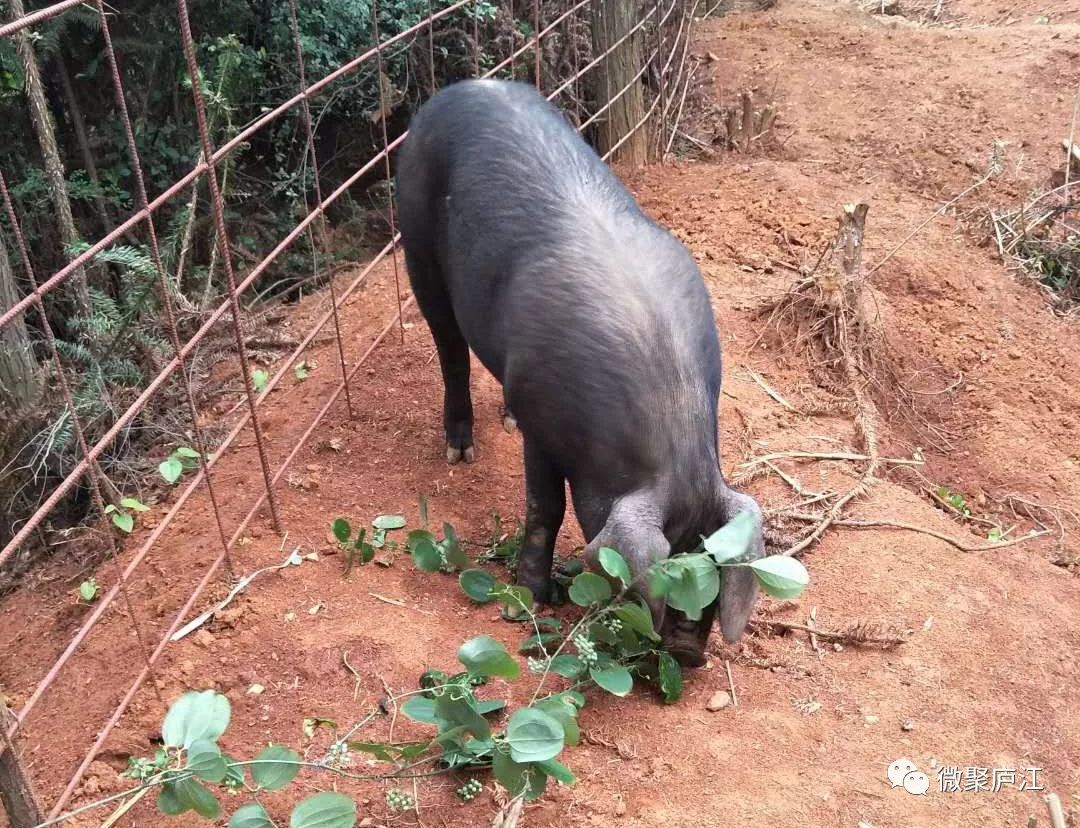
[511,437,566,612]
[407,252,475,464]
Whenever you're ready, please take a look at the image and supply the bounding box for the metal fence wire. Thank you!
[0,0,698,822]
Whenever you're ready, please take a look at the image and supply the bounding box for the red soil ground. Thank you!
[2,0,1079,826]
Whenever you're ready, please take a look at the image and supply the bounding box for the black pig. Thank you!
[395,79,762,666]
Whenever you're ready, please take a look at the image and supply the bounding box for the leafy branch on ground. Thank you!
[56,510,807,826]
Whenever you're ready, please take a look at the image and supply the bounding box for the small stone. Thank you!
[706,690,732,711]
[359,819,376,827]
[864,714,879,725]
[247,683,265,695]
[901,719,914,732]
[193,629,216,649]
[614,797,627,817]
[832,643,844,652]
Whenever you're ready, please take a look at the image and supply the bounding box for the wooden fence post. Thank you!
[0,708,43,828]
[590,0,649,164]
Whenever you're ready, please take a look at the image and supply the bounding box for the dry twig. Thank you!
[751,618,909,648]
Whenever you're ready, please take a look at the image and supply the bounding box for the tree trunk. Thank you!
[56,51,112,235]
[0,229,41,414]
[590,0,649,165]
[9,0,92,319]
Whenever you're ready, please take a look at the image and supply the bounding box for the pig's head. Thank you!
[583,486,764,668]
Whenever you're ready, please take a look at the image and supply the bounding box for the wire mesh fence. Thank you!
[0,0,699,822]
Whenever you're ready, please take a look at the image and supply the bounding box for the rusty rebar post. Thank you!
[175,0,283,531]
[287,0,356,418]
[426,0,437,92]
[92,0,236,580]
[371,0,407,344]
[0,171,159,680]
[534,0,542,89]
[653,0,667,160]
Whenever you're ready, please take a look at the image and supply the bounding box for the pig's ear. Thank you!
[717,495,763,641]
[718,565,759,641]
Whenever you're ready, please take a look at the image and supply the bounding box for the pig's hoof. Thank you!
[666,644,708,669]
[502,412,517,433]
[500,605,530,623]
[446,444,475,464]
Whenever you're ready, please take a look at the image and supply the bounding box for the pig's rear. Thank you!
[396,80,723,494]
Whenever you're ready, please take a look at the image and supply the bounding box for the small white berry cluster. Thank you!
[325,741,353,769]
[386,789,414,812]
[456,778,483,801]
[603,617,623,634]
[573,635,598,664]
[527,656,549,673]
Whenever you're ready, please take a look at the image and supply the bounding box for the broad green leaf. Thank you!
[221,754,245,789]
[459,569,498,603]
[564,690,586,708]
[494,584,534,612]
[119,497,149,512]
[590,663,633,697]
[407,530,442,572]
[401,697,438,724]
[441,522,470,569]
[187,738,228,782]
[748,555,809,599]
[252,369,269,393]
[598,547,632,587]
[648,567,675,599]
[162,690,231,749]
[331,518,351,545]
[112,511,134,533]
[537,757,577,785]
[434,691,491,740]
[157,781,188,816]
[663,554,719,622]
[505,708,565,763]
[588,622,617,645]
[534,695,580,746]
[372,514,406,531]
[519,632,563,653]
[548,654,585,679]
[78,580,97,602]
[230,802,274,828]
[493,743,549,800]
[615,602,660,642]
[175,446,201,459]
[173,778,220,819]
[568,572,612,606]
[703,510,756,564]
[475,699,507,715]
[251,744,300,791]
[290,792,356,828]
[458,635,520,679]
[658,652,683,704]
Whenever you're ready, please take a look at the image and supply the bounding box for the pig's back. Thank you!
[398,79,723,485]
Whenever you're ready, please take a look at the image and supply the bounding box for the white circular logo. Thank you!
[887,758,918,788]
[903,771,930,796]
